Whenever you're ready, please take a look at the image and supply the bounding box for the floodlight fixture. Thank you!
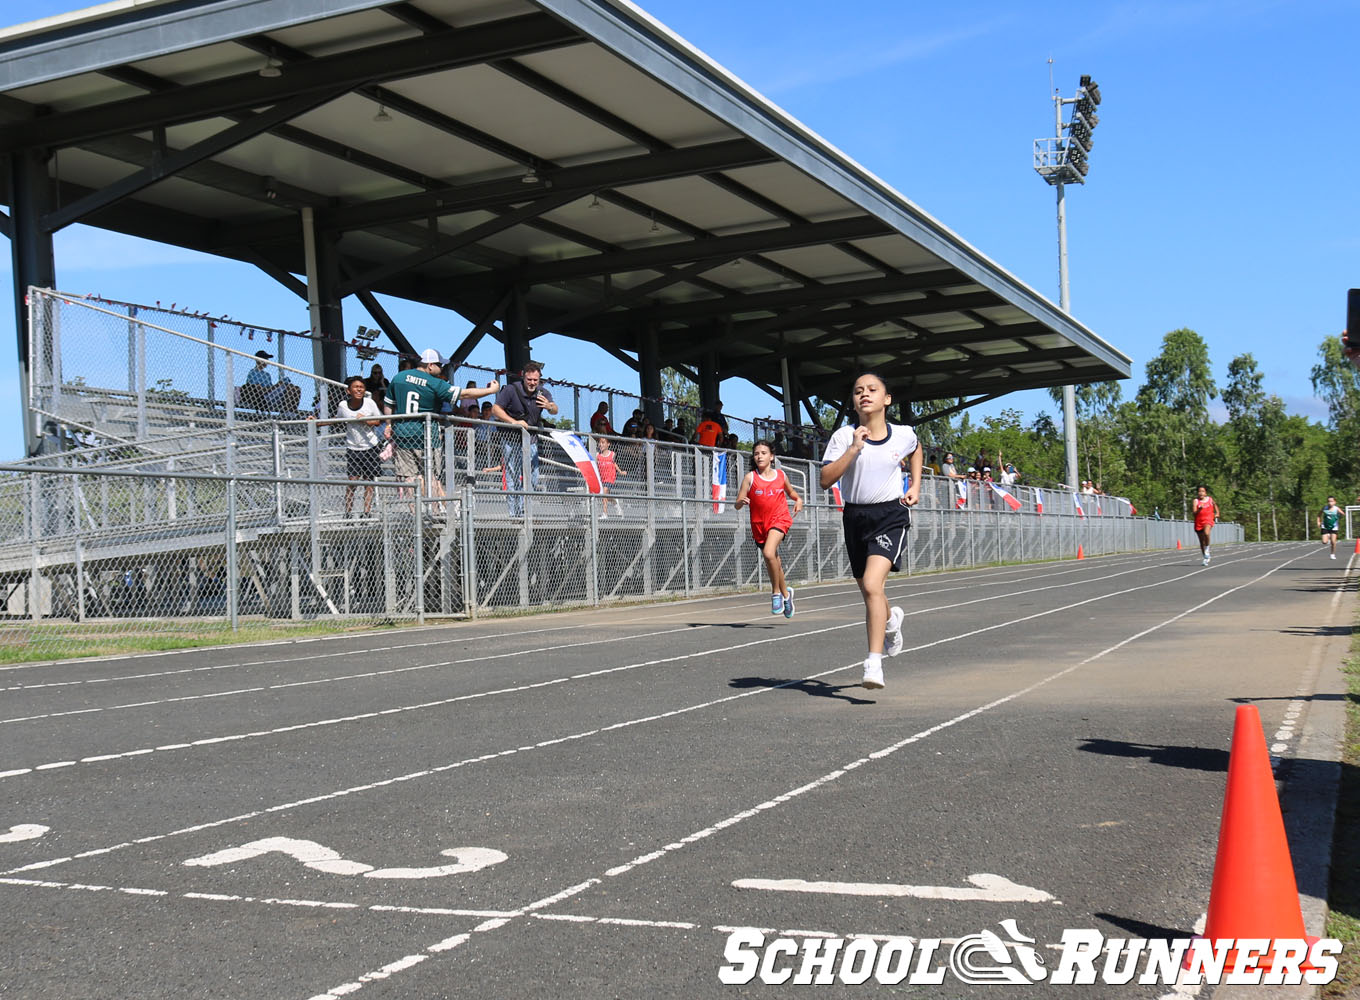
[1033,69,1106,490]
[258,55,283,78]
[373,105,392,123]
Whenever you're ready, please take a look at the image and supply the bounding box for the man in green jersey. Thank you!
[384,349,498,506]
[1318,496,1343,560]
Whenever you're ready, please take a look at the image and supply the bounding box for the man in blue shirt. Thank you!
[491,360,558,516]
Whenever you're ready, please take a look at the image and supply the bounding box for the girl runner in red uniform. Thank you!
[1192,484,1218,566]
[735,441,803,618]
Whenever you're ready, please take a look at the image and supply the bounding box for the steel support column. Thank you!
[9,149,55,456]
[504,288,531,375]
[303,208,346,407]
[639,326,663,427]
[699,347,720,416]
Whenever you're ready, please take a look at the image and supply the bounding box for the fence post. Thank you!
[226,476,239,632]
[414,479,425,626]
[588,491,600,606]
[681,498,691,595]
[463,483,477,620]
[135,316,147,439]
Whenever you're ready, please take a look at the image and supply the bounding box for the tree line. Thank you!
[907,328,1353,535]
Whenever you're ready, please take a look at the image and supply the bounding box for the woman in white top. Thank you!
[819,373,922,690]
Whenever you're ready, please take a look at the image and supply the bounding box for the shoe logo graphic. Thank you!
[948,919,1047,984]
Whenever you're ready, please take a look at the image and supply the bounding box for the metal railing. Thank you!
[0,460,1240,661]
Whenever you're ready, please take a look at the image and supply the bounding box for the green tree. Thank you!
[1309,335,1360,489]
[1126,329,1218,519]
[1223,353,1288,532]
[660,368,700,424]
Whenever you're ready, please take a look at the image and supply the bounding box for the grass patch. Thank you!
[1324,627,1360,998]
[0,618,425,664]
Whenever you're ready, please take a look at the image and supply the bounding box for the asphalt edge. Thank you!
[1212,567,1350,1000]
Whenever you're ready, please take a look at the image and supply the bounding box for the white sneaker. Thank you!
[862,658,885,690]
[885,606,905,657]
[1202,557,1209,567]
[1331,553,1337,560]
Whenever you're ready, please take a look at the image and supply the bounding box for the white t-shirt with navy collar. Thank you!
[822,423,919,505]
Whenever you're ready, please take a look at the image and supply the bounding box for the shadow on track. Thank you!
[1078,738,1228,772]
[729,675,876,706]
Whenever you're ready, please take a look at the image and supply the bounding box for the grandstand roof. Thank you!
[0,0,1130,413]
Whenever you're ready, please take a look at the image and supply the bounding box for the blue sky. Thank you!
[3,0,1358,458]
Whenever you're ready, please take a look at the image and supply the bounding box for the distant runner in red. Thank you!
[735,441,802,619]
[1193,484,1218,566]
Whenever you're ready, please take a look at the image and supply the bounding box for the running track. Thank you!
[0,542,1349,999]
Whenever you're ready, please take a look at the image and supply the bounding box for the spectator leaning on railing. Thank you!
[491,360,557,517]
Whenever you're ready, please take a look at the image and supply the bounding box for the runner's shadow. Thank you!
[1277,625,1355,637]
[1078,738,1228,772]
[1094,913,1191,940]
[687,622,773,629]
[729,676,876,706]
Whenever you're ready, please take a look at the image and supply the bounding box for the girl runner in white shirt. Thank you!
[819,372,922,690]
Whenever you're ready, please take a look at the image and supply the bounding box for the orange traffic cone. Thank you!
[1076,544,1084,560]
[1353,537,1358,554]
[1176,539,1183,550]
[1185,704,1318,971]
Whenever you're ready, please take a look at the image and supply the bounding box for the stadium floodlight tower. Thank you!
[1034,71,1101,491]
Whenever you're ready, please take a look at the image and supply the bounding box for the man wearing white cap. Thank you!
[384,348,498,506]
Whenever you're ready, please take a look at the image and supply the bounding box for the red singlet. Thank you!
[1193,496,1217,530]
[747,468,793,544]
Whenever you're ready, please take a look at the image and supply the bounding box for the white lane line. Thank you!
[1,546,1210,691]
[0,620,698,694]
[0,623,707,722]
[0,548,1268,774]
[0,875,515,918]
[3,548,1283,880]
[732,874,1057,903]
[1272,551,1354,755]
[297,552,1307,1000]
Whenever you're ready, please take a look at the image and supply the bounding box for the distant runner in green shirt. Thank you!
[1318,496,1342,561]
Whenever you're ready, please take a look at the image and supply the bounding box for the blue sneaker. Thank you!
[770,593,783,615]
[783,587,795,619]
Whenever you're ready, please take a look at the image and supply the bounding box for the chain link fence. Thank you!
[0,456,1239,660]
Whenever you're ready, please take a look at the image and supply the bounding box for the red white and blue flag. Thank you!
[831,480,844,511]
[1034,487,1044,514]
[989,481,1023,511]
[955,481,967,509]
[548,430,602,494]
[1073,491,1085,518]
[712,451,729,512]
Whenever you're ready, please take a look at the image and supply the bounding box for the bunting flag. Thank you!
[712,451,729,512]
[1034,487,1044,514]
[831,481,844,511]
[955,480,967,509]
[1128,499,1138,516]
[1095,497,1103,516]
[548,430,602,494]
[1072,491,1085,518]
[989,480,1023,511]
